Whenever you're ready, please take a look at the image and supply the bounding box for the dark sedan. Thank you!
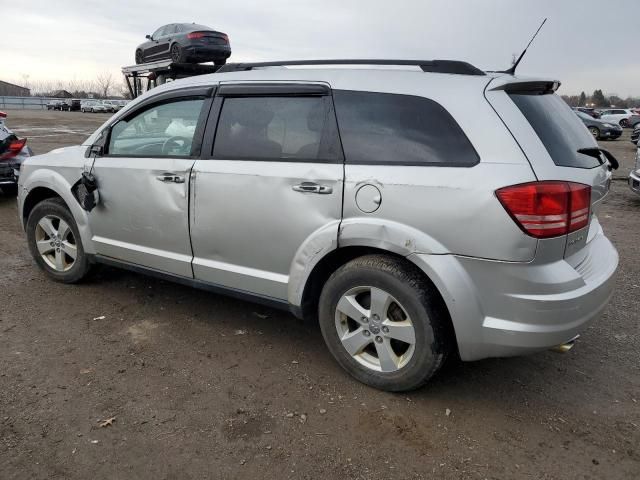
[135,23,231,65]
[575,111,622,140]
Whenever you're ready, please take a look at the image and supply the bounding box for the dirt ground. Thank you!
[1,109,639,480]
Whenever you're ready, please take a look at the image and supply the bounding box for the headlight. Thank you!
[603,123,615,128]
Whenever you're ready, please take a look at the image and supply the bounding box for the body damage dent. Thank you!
[20,171,97,255]
[288,221,340,306]
[338,218,448,255]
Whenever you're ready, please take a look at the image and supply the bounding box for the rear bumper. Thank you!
[410,226,618,361]
[629,170,640,195]
[184,44,231,60]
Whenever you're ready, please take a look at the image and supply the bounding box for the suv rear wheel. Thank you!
[318,255,450,391]
[26,198,91,283]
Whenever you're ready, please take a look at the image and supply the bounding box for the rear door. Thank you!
[88,87,213,276]
[190,82,344,300]
[485,79,612,258]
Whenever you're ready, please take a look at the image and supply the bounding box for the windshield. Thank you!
[510,93,601,169]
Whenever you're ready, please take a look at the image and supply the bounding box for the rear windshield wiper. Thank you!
[577,147,619,170]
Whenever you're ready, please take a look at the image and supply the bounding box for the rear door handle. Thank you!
[292,182,333,194]
[156,173,185,183]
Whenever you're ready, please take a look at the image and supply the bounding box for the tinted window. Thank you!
[510,93,601,169]
[151,26,164,39]
[213,96,342,162]
[108,99,204,157]
[332,90,478,166]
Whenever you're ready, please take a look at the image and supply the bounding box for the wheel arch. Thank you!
[21,175,96,255]
[295,244,459,355]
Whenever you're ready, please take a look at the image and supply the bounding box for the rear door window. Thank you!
[509,93,602,169]
[332,90,479,166]
[213,96,342,162]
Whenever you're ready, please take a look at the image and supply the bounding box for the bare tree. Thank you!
[96,71,114,98]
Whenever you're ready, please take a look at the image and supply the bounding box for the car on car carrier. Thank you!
[16,59,619,391]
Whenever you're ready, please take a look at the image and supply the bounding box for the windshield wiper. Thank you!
[577,147,619,170]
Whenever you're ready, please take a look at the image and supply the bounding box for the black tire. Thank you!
[588,126,600,140]
[213,58,227,66]
[318,254,451,392]
[135,49,144,64]
[171,43,185,63]
[26,198,91,283]
[620,119,629,128]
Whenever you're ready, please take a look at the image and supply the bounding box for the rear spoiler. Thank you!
[487,77,561,94]
[578,147,619,171]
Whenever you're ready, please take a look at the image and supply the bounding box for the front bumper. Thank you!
[410,223,618,361]
[601,128,622,139]
[629,170,640,195]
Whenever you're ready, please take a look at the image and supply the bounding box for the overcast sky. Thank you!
[2,0,639,96]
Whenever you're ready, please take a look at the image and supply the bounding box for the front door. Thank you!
[88,94,209,277]
[190,83,344,300]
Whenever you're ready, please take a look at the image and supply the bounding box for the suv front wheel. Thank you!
[319,255,450,391]
[26,198,91,283]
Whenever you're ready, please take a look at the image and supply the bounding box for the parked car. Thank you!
[135,23,231,65]
[102,100,127,112]
[630,145,640,195]
[575,107,601,119]
[46,100,69,111]
[575,110,622,140]
[17,60,619,391]
[67,99,81,111]
[100,100,116,113]
[599,108,639,128]
[80,100,108,113]
[631,124,640,145]
[0,111,31,195]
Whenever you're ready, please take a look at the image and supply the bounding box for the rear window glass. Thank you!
[509,93,601,169]
[332,90,479,166]
[213,96,342,162]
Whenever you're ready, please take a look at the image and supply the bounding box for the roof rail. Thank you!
[216,59,485,76]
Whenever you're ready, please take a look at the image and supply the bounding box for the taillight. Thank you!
[221,34,229,43]
[496,181,591,239]
[0,138,27,161]
[0,111,6,118]
[187,32,206,39]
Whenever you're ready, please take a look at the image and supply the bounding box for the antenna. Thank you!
[500,18,547,75]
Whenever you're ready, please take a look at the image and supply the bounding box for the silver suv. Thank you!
[17,60,619,391]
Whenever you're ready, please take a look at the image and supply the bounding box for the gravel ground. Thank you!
[1,109,639,480]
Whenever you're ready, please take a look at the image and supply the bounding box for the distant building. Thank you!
[0,80,31,97]
[51,90,73,98]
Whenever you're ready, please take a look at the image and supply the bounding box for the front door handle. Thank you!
[292,182,333,194]
[156,173,185,183]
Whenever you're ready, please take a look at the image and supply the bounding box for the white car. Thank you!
[80,100,108,113]
[599,108,636,128]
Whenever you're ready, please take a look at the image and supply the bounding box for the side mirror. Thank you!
[145,34,152,40]
[89,144,103,157]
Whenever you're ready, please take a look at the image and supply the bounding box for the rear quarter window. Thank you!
[509,93,602,169]
[332,90,479,166]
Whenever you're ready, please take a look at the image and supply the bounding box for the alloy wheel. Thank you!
[171,44,181,62]
[588,127,599,139]
[34,215,77,272]
[334,286,416,372]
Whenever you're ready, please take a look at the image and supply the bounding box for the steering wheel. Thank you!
[161,136,192,155]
